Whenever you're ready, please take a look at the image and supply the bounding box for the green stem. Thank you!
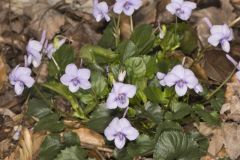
[206,68,236,100]
[52,56,60,71]
[130,16,134,32]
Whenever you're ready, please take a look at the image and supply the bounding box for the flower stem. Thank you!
[130,16,134,32]
[122,107,129,118]
[206,68,236,100]
[52,56,60,71]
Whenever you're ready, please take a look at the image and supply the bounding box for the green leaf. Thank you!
[114,148,133,160]
[154,131,203,160]
[160,30,180,53]
[48,44,75,77]
[127,135,154,157]
[144,102,163,122]
[42,81,87,119]
[142,55,158,78]
[27,98,52,119]
[39,134,63,160]
[91,71,109,97]
[210,89,224,112]
[79,45,118,65]
[34,113,64,132]
[193,104,220,126]
[131,24,155,54]
[63,131,80,147]
[87,103,113,133]
[117,40,138,61]
[155,121,181,140]
[54,146,87,160]
[98,21,116,49]
[144,86,163,103]
[170,101,192,120]
[124,57,146,80]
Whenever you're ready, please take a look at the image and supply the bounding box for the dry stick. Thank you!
[229,16,240,27]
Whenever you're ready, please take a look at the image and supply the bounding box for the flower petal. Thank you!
[166,3,180,15]
[19,76,35,88]
[113,0,125,14]
[208,34,223,47]
[119,118,131,129]
[114,135,126,149]
[78,68,91,80]
[123,7,135,16]
[117,97,129,108]
[131,0,142,9]
[68,82,80,93]
[170,65,185,79]
[164,73,179,87]
[194,84,203,94]
[113,82,124,94]
[106,93,118,109]
[221,40,230,53]
[60,74,73,86]
[119,84,137,98]
[175,84,188,96]
[157,72,166,80]
[65,64,78,76]
[178,7,192,20]
[123,126,139,141]
[14,82,24,95]
[182,1,196,9]
[104,126,117,141]
[79,80,91,90]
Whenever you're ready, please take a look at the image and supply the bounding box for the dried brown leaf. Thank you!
[26,2,65,39]
[73,128,105,147]
[0,56,8,92]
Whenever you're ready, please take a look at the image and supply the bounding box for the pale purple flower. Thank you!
[226,54,240,80]
[93,0,110,22]
[160,65,200,96]
[104,117,139,149]
[194,83,203,94]
[118,70,126,82]
[45,38,66,59]
[204,18,234,53]
[9,65,35,95]
[113,0,142,16]
[60,64,91,93]
[26,31,46,67]
[166,0,196,21]
[106,82,136,109]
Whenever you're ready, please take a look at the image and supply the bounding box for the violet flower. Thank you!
[113,0,142,16]
[45,38,66,59]
[26,31,46,67]
[104,117,139,149]
[157,72,166,86]
[166,0,196,21]
[60,64,91,93]
[93,0,110,22]
[204,18,234,53]
[226,54,240,80]
[106,82,137,109]
[160,64,201,96]
[9,65,35,95]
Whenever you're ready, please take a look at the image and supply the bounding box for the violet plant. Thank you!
[8,0,239,159]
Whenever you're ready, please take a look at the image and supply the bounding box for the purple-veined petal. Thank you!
[114,135,126,149]
[119,84,137,98]
[79,80,91,90]
[27,40,42,53]
[122,126,139,140]
[175,84,188,96]
[166,3,180,15]
[65,64,78,76]
[170,65,185,79]
[185,75,198,89]
[14,82,24,95]
[60,74,73,86]
[68,82,80,93]
[104,126,117,141]
[113,82,124,94]
[221,40,230,53]
[78,68,91,80]
[19,76,35,88]
[123,6,135,16]
[164,73,179,87]
[106,93,118,109]
[117,97,129,108]
[113,0,126,14]
[178,7,192,20]
[14,67,31,78]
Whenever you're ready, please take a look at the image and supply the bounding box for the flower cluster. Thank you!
[157,64,203,97]
[9,31,67,95]
[104,71,139,149]
[92,0,142,22]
